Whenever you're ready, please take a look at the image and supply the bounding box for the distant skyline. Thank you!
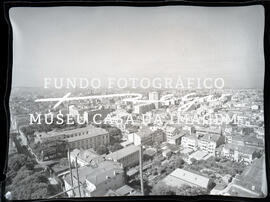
[9,5,265,89]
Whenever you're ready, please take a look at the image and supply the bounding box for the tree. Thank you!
[108,127,122,144]
[109,142,123,152]
[8,154,36,172]
[96,145,109,155]
[175,185,208,195]
[151,182,176,195]
[174,157,185,168]
[7,168,53,200]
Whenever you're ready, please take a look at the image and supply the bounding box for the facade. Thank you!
[106,145,140,168]
[197,133,224,154]
[67,127,110,150]
[181,135,198,150]
[181,130,224,155]
[222,144,258,164]
[35,125,108,144]
[165,126,183,145]
[129,127,166,146]
[63,161,125,197]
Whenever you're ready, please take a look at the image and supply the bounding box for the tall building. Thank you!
[149,91,160,109]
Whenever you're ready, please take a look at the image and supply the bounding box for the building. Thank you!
[128,127,166,146]
[165,126,184,145]
[106,145,140,168]
[224,156,267,197]
[63,161,125,197]
[67,127,110,150]
[187,150,211,164]
[181,135,198,150]
[149,91,160,109]
[69,105,80,117]
[222,144,258,164]
[103,109,131,132]
[226,134,264,149]
[105,185,141,196]
[162,149,172,158]
[197,133,224,155]
[161,168,210,189]
[35,125,108,144]
[133,103,155,114]
[181,131,224,155]
[69,148,104,167]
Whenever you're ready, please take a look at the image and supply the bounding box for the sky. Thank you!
[9,5,265,89]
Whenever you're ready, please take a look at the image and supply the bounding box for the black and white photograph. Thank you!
[4,4,267,200]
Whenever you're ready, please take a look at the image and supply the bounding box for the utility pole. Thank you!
[75,157,82,197]
[139,145,144,195]
[67,147,75,196]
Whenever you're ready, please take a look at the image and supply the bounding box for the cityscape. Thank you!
[6,87,267,199]
[6,5,266,200]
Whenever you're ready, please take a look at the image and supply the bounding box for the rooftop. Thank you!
[64,161,123,186]
[199,133,221,143]
[162,168,210,189]
[67,126,108,142]
[233,156,266,194]
[106,145,140,160]
[136,127,153,138]
[71,148,102,162]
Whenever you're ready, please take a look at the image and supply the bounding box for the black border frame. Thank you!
[2,1,270,202]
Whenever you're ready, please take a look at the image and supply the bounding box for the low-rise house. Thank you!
[63,161,125,197]
[187,150,211,164]
[222,143,258,164]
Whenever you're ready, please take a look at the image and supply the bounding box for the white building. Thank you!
[106,145,140,168]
